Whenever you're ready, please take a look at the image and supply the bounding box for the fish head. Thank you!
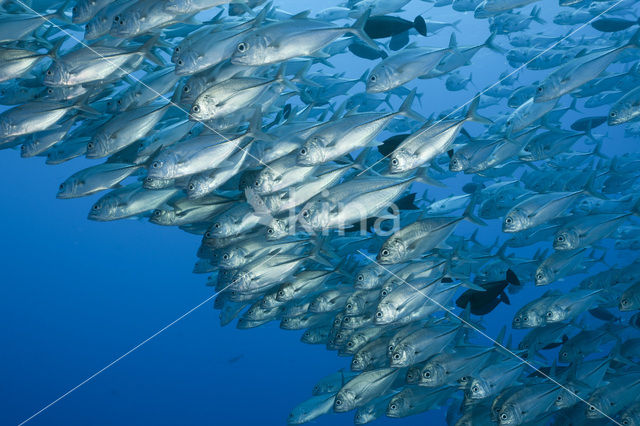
[573,197,598,215]
[185,176,209,199]
[56,178,80,199]
[110,10,142,37]
[405,365,423,384]
[334,389,357,413]
[298,200,330,231]
[534,265,553,286]
[389,148,415,173]
[377,238,406,264]
[554,389,578,409]
[86,134,112,159]
[476,260,509,284]
[43,62,69,87]
[620,412,640,426]
[345,333,366,353]
[497,404,522,425]
[115,91,136,112]
[473,2,491,19]
[390,343,412,367]
[253,170,275,194]
[149,209,175,225]
[175,50,199,76]
[374,301,396,325]
[301,328,324,344]
[88,195,118,221]
[366,64,393,94]
[502,208,528,233]
[266,218,290,240]
[354,407,376,425]
[619,291,640,311]
[553,229,578,250]
[280,316,303,330]
[608,106,630,126]
[276,283,295,302]
[85,14,111,40]
[586,397,607,419]
[467,378,490,400]
[379,283,394,299]
[72,0,95,23]
[217,247,247,269]
[533,78,559,103]
[354,265,381,290]
[350,351,369,371]
[297,137,326,166]
[148,154,178,179]
[449,152,469,172]
[543,303,564,323]
[420,362,446,387]
[457,375,472,389]
[231,33,268,66]
[189,94,214,121]
[208,213,239,238]
[386,394,409,418]
[344,294,364,315]
[143,176,173,190]
[518,142,539,162]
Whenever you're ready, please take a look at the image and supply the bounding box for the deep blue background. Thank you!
[1,0,639,425]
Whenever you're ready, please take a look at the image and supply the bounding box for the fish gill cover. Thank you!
[1,0,640,424]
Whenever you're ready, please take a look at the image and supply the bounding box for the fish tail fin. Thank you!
[384,93,393,109]
[462,193,487,226]
[628,28,640,48]
[583,171,607,200]
[530,6,546,24]
[246,108,275,141]
[291,61,317,87]
[414,16,427,36]
[397,88,425,122]
[347,9,379,50]
[451,19,462,32]
[506,269,521,286]
[47,35,68,60]
[448,32,458,49]
[52,0,72,23]
[589,133,608,159]
[465,95,492,125]
[484,32,504,54]
[72,92,101,116]
[140,36,165,67]
[274,63,298,92]
[414,167,446,188]
[568,97,579,113]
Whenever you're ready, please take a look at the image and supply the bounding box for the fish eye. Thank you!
[236,42,247,52]
[423,371,430,378]
[267,228,273,234]
[621,299,629,305]
[557,395,563,401]
[537,274,544,280]
[557,235,564,242]
[523,316,528,321]
[347,341,353,347]
[393,353,400,360]
[389,404,397,410]
[506,120,512,126]
[58,183,65,190]
[562,352,568,358]
[302,210,309,218]
[113,15,120,22]
[343,317,350,323]
[346,303,352,309]
[153,210,162,217]
[87,142,94,150]
[381,249,389,256]
[214,223,220,229]
[174,47,180,53]
[357,274,364,281]
[47,88,53,94]
[536,86,543,93]
[152,161,160,168]
[183,85,190,93]
[223,254,229,260]
[192,105,200,113]
[514,317,520,322]
[335,399,342,406]
[376,311,383,318]
[119,19,124,25]
[472,386,479,392]
[188,183,195,191]
[500,414,508,420]
[177,60,183,66]
[381,290,388,296]
[72,6,77,13]
[369,75,376,82]
[391,158,398,166]
[610,111,617,118]
[92,204,100,210]
[299,148,307,155]
[505,217,512,224]
[589,406,596,411]
[46,70,53,76]
[546,311,552,317]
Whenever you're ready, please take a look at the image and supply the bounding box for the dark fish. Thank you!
[455,270,520,315]
[377,133,410,156]
[570,116,607,132]
[389,31,410,51]
[541,334,568,350]
[592,17,640,33]
[462,182,485,194]
[588,307,620,322]
[364,16,427,39]
[348,38,388,60]
[630,312,640,329]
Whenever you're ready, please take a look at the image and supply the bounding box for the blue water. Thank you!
[1,0,639,424]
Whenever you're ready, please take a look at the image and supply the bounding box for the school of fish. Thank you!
[1,0,640,423]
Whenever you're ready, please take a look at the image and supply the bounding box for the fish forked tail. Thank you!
[397,88,426,122]
[529,6,546,25]
[347,9,380,51]
[465,95,493,125]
